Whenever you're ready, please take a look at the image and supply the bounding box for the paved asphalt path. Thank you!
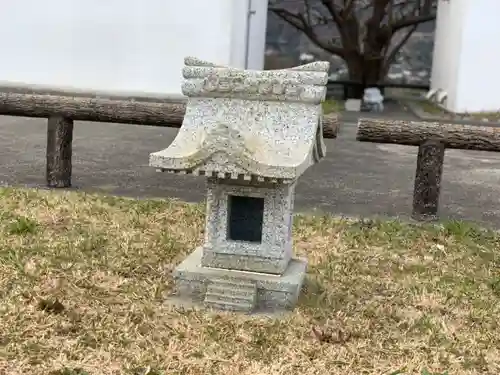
[2,112,500,228]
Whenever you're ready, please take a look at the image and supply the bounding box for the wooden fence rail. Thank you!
[0,91,339,188]
[356,118,500,221]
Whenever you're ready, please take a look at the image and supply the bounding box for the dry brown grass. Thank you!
[0,188,499,375]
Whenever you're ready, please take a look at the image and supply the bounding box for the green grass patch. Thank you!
[322,99,341,114]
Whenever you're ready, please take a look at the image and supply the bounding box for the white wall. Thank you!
[230,1,251,70]
[229,0,269,70]
[430,0,465,110]
[0,0,268,97]
[247,0,269,70]
[454,1,500,112]
[431,0,500,112]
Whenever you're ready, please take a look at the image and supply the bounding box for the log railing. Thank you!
[0,91,339,188]
[356,118,500,221]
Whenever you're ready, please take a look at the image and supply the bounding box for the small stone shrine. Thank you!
[149,56,329,313]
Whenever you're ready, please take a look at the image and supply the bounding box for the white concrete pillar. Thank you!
[229,0,269,70]
[247,0,269,70]
[430,0,500,112]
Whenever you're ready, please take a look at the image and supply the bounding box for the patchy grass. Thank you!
[386,88,427,99]
[418,100,445,115]
[322,99,341,114]
[413,100,500,122]
[0,188,499,375]
[464,111,500,121]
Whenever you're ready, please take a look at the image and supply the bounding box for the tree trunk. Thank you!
[344,54,385,99]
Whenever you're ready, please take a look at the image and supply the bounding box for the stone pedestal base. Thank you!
[345,99,362,112]
[171,247,307,313]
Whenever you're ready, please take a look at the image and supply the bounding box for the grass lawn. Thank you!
[417,100,500,121]
[0,188,499,375]
[322,99,342,114]
[418,101,445,116]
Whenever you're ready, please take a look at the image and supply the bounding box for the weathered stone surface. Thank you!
[181,56,329,103]
[204,278,257,312]
[149,56,328,181]
[201,179,295,274]
[174,247,307,312]
[150,57,329,314]
[345,99,361,112]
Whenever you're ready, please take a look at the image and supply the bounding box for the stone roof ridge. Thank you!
[149,57,329,181]
[181,58,330,104]
[184,56,329,73]
[184,56,222,67]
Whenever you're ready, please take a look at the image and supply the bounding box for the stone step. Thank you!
[206,284,256,299]
[203,278,257,312]
[209,277,255,290]
[205,291,255,306]
[204,298,254,312]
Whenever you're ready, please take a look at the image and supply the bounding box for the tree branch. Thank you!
[383,24,418,73]
[320,0,342,24]
[343,0,357,16]
[320,0,361,54]
[391,0,436,31]
[269,6,345,57]
[269,0,437,84]
[392,14,435,30]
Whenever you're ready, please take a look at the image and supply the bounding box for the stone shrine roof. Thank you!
[149,57,329,182]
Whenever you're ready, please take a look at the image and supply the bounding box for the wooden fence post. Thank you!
[46,116,74,188]
[412,139,445,221]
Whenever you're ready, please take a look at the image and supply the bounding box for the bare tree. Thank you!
[269,0,437,95]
